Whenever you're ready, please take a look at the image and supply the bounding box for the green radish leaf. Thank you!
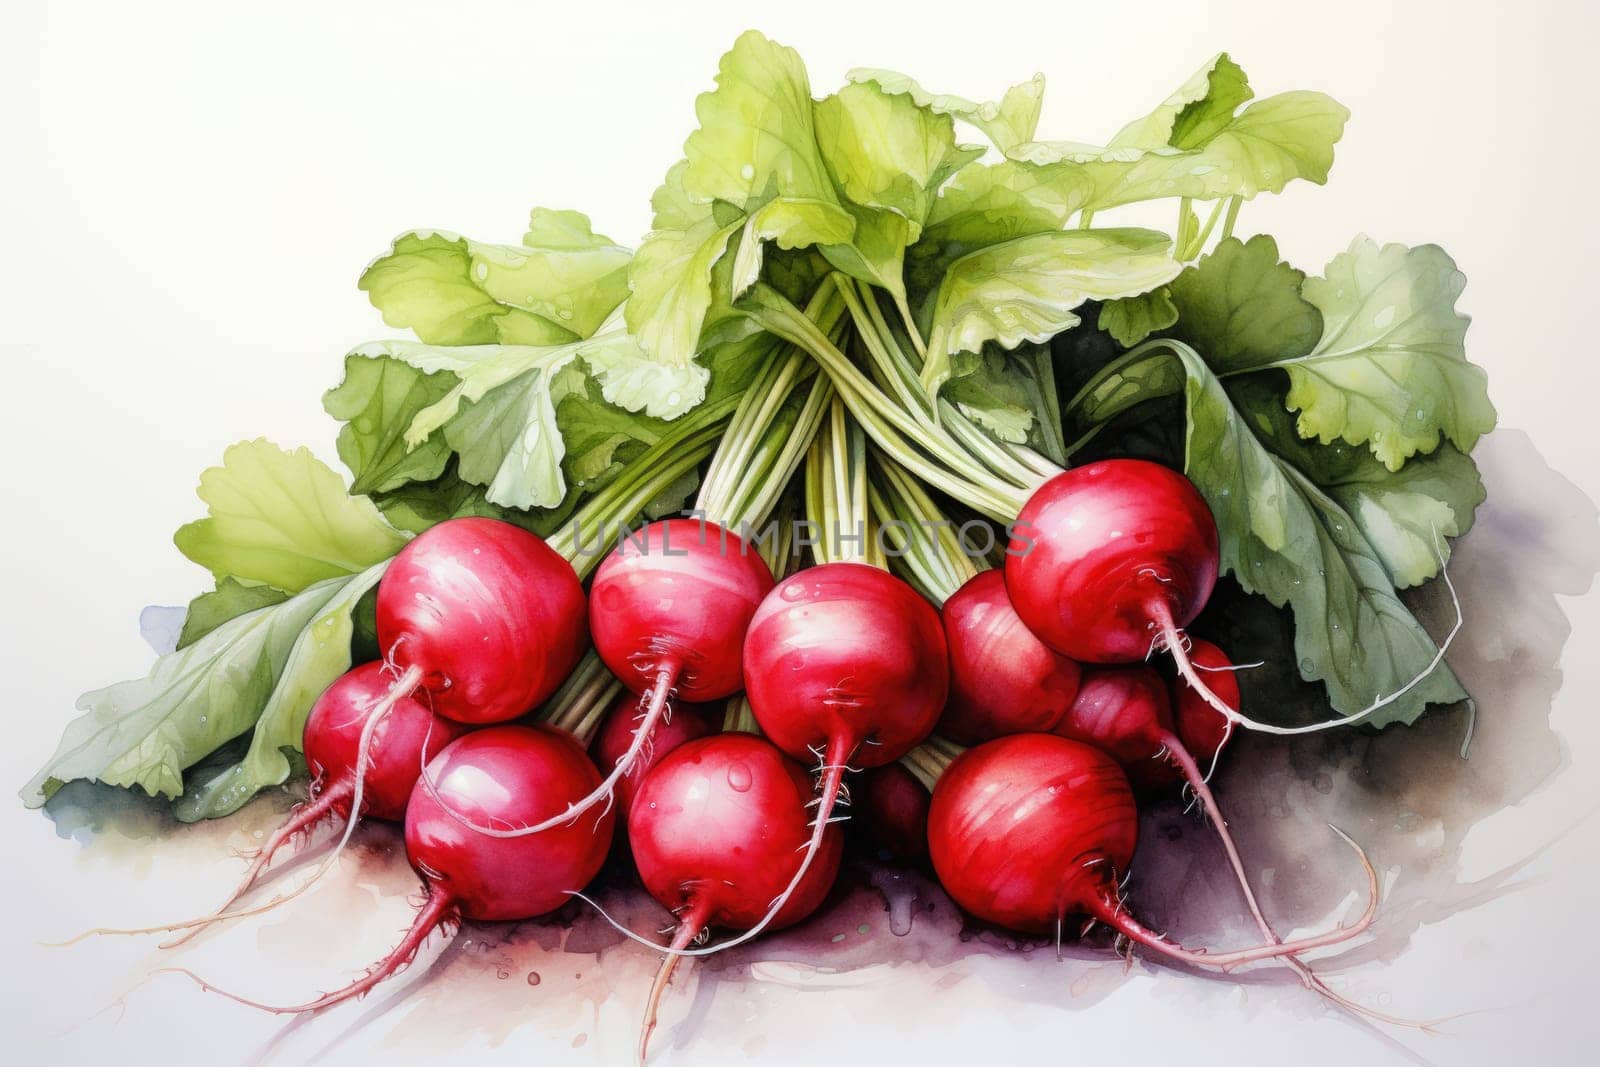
[1099,288,1179,347]
[1167,234,1324,370]
[923,228,1181,396]
[360,210,630,346]
[1014,90,1349,210]
[323,354,456,495]
[1107,53,1254,152]
[1287,237,1496,469]
[682,31,840,212]
[368,465,517,536]
[729,198,856,299]
[362,338,584,510]
[918,160,1094,263]
[813,80,984,302]
[577,327,711,419]
[1008,52,1346,213]
[1242,381,1484,588]
[847,67,1045,153]
[172,564,387,821]
[1183,360,1467,726]
[21,565,385,812]
[814,82,975,239]
[626,186,743,367]
[942,343,1065,461]
[173,440,408,594]
[177,579,289,650]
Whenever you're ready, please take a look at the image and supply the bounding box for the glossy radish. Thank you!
[1004,459,1459,737]
[630,733,843,1062]
[1005,459,1219,665]
[1053,663,1282,957]
[60,662,465,947]
[170,725,614,1013]
[1054,666,1181,794]
[1168,638,1239,772]
[925,733,1376,968]
[940,569,1081,744]
[857,763,930,861]
[377,516,588,726]
[735,562,947,951]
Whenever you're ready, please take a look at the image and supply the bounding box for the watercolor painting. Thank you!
[9,4,1600,1065]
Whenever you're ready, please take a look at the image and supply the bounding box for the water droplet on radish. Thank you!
[780,583,806,602]
[526,971,541,986]
[726,762,752,792]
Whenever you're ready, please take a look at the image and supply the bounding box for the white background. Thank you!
[4,1,1599,1064]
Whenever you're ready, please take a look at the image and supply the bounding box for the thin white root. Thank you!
[1160,527,1462,737]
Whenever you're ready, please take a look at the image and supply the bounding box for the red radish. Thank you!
[1053,652,1402,1018]
[169,725,614,1013]
[926,733,1376,966]
[1169,638,1238,772]
[732,562,947,949]
[59,662,465,947]
[589,690,718,826]
[1005,459,1218,665]
[940,569,1082,744]
[1054,666,1182,794]
[857,763,930,861]
[630,733,844,1062]
[1005,459,1462,736]
[1051,663,1280,943]
[376,517,588,726]
[428,519,771,839]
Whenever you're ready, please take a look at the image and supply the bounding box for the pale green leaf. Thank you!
[354,339,582,509]
[173,440,408,594]
[924,228,1181,394]
[814,82,971,236]
[683,31,839,211]
[626,166,742,366]
[1014,91,1349,211]
[847,68,1045,152]
[1287,237,1496,469]
[579,333,711,419]
[730,197,856,299]
[359,218,629,346]
[21,567,383,809]
[1108,53,1253,151]
[173,564,387,820]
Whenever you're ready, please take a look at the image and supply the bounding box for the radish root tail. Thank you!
[638,900,710,1066]
[50,662,423,951]
[1150,528,1462,737]
[157,892,456,1014]
[1096,824,1378,971]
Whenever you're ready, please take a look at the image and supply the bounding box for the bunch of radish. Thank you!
[67,312,1426,1052]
